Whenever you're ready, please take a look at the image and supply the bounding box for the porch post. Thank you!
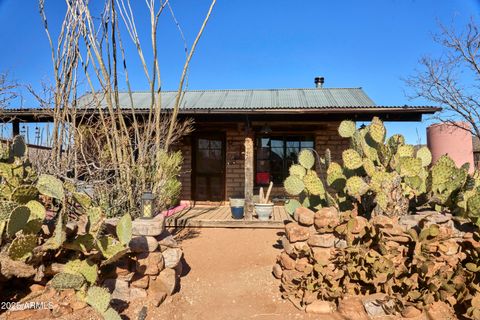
[244,134,254,220]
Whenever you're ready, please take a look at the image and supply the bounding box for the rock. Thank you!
[305,300,335,314]
[314,207,339,230]
[281,269,303,284]
[312,248,332,264]
[131,273,150,289]
[362,293,395,318]
[103,278,130,302]
[334,239,348,249]
[174,260,183,276]
[295,258,311,273]
[293,241,309,251]
[149,290,167,307]
[295,207,315,226]
[157,231,180,251]
[70,300,88,311]
[402,306,422,318]
[285,222,310,243]
[279,252,296,270]
[338,297,369,320]
[351,216,369,234]
[129,236,158,253]
[51,304,73,318]
[115,257,133,276]
[29,284,45,293]
[308,233,336,248]
[281,236,295,257]
[149,268,178,296]
[132,217,165,236]
[162,248,183,269]
[426,301,456,320]
[136,252,164,275]
[130,287,148,300]
[272,263,283,279]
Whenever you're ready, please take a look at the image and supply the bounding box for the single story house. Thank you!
[1,81,440,210]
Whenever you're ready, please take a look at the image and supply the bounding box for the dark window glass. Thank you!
[255,135,314,186]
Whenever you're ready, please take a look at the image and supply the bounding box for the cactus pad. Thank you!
[7,206,30,236]
[368,117,386,143]
[284,175,305,196]
[11,185,38,204]
[298,149,315,169]
[86,286,111,313]
[342,149,363,170]
[397,145,415,158]
[303,170,325,196]
[50,272,85,290]
[363,158,376,177]
[346,176,369,197]
[103,308,122,320]
[398,157,423,177]
[284,199,302,215]
[8,233,37,260]
[338,120,356,138]
[36,174,65,200]
[0,200,16,221]
[289,164,306,178]
[416,146,432,167]
[116,213,132,246]
[26,200,46,220]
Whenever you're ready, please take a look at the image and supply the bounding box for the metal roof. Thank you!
[78,88,379,110]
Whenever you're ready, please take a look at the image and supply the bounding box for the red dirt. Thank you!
[136,228,332,320]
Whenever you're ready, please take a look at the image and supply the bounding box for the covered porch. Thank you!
[165,204,292,229]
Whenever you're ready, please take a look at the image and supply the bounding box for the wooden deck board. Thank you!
[165,205,289,229]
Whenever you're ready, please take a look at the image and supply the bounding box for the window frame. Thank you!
[254,134,315,187]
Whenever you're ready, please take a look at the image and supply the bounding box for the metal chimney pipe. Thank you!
[314,76,325,88]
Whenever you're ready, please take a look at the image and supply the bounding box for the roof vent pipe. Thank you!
[314,76,324,88]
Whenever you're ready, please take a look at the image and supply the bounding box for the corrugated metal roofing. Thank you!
[77,88,378,110]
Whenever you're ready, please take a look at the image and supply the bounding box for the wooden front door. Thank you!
[193,133,226,201]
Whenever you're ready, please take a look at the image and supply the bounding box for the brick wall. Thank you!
[178,121,350,202]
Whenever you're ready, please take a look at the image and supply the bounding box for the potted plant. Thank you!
[229,197,245,219]
[254,182,274,221]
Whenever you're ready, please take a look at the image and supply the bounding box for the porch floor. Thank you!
[165,205,292,229]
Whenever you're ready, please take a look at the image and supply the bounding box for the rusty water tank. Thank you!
[426,122,474,173]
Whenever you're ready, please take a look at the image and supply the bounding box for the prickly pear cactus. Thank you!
[50,272,85,290]
[36,174,65,200]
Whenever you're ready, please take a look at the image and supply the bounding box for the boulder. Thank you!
[103,278,130,302]
[305,300,335,314]
[272,263,283,279]
[280,236,295,256]
[294,257,311,273]
[149,290,167,307]
[130,287,148,300]
[131,273,150,289]
[162,247,183,269]
[129,236,158,253]
[285,222,310,243]
[338,297,369,320]
[295,207,315,226]
[132,217,165,236]
[149,268,178,296]
[314,207,339,230]
[136,252,164,275]
[307,233,336,248]
[279,252,296,270]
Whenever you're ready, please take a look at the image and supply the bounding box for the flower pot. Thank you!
[255,203,274,221]
[229,198,245,219]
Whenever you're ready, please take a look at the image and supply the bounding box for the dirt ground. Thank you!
[135,228,330,320]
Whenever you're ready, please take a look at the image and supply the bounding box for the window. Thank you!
[256,135,314,186]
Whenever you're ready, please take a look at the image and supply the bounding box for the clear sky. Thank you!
[0,0,479,144]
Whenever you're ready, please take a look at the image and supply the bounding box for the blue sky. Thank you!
[0,0,479,143]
